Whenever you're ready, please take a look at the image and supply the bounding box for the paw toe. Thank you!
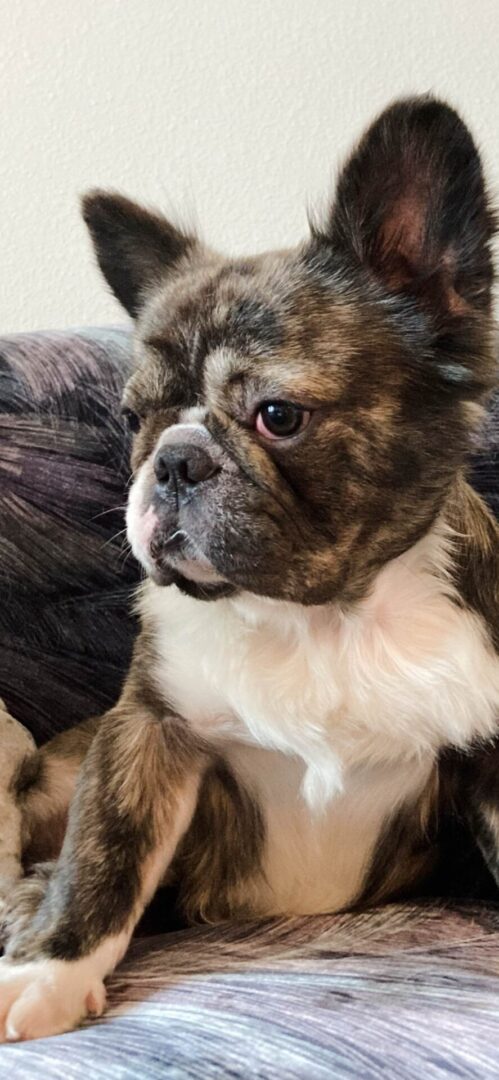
[0,959,105,1041]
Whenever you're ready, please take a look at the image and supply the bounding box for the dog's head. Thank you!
[83,97,496,604]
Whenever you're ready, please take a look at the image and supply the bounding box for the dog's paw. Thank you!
[0,956,106,1041]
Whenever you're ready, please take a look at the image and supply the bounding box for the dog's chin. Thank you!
[170,571,236,601]
[147,552,236,601]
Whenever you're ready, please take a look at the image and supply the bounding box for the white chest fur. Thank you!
[140,531,499,913]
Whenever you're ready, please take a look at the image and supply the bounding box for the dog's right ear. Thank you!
[81,191,195,317]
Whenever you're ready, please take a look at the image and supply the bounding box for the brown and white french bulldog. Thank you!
[2,95,499,1040]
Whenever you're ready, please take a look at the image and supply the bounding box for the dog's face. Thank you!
[83,97,495,604]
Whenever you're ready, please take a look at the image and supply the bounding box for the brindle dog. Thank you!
[1,96,499,1041]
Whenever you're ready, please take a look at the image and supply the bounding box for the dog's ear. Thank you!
[81,191,195,317]
[325,97,495,315]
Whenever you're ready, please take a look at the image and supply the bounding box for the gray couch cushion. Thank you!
[1,903,499,1079]
[0,327,139,742]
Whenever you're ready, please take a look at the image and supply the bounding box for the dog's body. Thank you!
[139,509,499,919]
[1,95,499,1040]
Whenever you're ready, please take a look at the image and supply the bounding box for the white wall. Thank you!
[1,0,499,333]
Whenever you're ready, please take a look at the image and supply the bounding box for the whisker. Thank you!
[120,547,135,568]
[101,527,128,551]
[165,529,184,546]
[91,505,127,523]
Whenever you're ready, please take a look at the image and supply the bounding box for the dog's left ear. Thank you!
[325,96,495,315]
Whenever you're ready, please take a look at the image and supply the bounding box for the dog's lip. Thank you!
[161,528,189,554]
[149,525,225,584]
[172,558,225,584]
[149,527,188,559]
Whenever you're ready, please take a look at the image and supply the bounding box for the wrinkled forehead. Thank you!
[127,256,293,406]
[126,254,302,404]
[147,256,290,351]
[125,251,409,412]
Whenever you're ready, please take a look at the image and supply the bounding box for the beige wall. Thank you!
[1,0,498,332]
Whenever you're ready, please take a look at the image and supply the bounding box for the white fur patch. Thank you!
[226,746,433,914]
[126,460,155,570]
[0,933,127,1042]
[140,525,499,914]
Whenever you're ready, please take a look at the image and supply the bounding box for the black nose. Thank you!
[154,443,218,495]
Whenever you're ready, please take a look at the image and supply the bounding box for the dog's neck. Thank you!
[229,515,452,626]
[140,517,499,813]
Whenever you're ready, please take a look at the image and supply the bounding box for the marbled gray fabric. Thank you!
[2,904,499,1079]
[0,328,139,742]
[1,329,499,1077]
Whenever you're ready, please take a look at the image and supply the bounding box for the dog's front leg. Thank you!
[0,695,204,1042]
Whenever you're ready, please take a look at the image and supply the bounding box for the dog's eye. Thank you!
[255,401,310,440]
[121,407,141,434]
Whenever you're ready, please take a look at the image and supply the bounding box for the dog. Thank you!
[1,94,499,1041]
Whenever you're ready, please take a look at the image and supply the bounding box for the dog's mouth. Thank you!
[126,468,237,600]
[152,532,222,582]
[148,523,231,596]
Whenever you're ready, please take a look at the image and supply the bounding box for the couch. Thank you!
[1,327,499,1079]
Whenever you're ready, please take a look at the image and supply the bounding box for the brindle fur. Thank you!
[17,716,99,864]
[5,96,499,966]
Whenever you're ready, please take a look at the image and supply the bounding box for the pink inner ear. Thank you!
[379,191,428,286]
[379,191,471,314]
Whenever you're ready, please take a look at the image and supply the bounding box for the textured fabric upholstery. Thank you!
[0,328,138,742]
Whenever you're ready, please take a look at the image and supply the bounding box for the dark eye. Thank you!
[255,401,310,440]
[121,407,141,434]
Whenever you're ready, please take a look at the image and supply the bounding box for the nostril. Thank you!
[153,449,174,488]
[154,452,171,486]
[184,454,219,485]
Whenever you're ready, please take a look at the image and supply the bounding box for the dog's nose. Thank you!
[154,443,219,494]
